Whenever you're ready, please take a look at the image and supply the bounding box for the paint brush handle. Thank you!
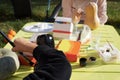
[106,40,114,50]
[0,30,15,47]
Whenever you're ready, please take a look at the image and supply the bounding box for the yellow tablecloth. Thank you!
[4,22,120,80]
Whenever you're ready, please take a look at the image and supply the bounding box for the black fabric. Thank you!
[23,45,72,80]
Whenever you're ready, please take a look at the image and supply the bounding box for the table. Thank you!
[4,22,120,80]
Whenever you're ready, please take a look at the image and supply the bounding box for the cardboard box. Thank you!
[53,17,73,39]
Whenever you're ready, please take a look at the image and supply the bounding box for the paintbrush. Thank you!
[106,40,114,50]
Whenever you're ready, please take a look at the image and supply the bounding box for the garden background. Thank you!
[0,0,120,47]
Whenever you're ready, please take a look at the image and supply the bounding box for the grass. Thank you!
[0,0,120,48]
[0,0,59,47]
[106,1,120,33]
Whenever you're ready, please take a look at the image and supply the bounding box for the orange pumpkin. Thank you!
[8,29,16,37]
[7,34,14,40]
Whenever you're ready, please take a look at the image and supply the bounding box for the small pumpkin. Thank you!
[8,29,16,37]
[0,48,20,80]
[7,34,14,40]
[84,2,100,30]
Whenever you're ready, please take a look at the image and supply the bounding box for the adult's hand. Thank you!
[12,38,37,53]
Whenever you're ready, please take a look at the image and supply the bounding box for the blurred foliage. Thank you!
[0,0,120,47]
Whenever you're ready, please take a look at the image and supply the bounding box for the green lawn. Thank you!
[0,0,120,47]
[106,1,120,33]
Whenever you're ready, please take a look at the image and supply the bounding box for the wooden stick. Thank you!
[106,40,114,50]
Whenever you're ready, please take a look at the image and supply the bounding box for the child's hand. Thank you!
[72,7,83,24]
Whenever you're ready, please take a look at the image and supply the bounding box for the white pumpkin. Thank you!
[0,48,20,80]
